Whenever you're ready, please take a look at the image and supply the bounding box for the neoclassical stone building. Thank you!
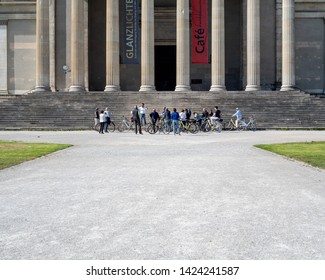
[0,0,324,94]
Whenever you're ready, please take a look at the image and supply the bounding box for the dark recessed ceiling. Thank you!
[154,0,176,7]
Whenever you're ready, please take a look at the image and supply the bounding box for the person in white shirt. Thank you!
[179,109,187,126]
[139,103,148,126]
[99,110,105,134]
[232,108,243,128]
[103,107,111,132]
[210,106,221,125]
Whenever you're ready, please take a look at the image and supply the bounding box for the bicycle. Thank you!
[200,117,222,133]
[226,116,257,131]
[225,118,237,131]
[92,120,115,132]
[117,116,134,132]
[146,121,161,134]
[238,116,257,131]
[160,119,173,134]
[179,120,199,134]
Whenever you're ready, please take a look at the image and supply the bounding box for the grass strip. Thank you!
[255,141,325,169]
[0,141,72,170]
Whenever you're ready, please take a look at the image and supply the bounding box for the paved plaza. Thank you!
[0,130,325,260]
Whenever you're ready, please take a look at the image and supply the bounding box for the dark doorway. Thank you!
[155,46,176,91]
[225,0,242,90]
[88,0,106,91]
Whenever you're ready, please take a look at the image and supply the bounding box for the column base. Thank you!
[104,85,120,92]
[175,85,192,91]
[280,85,296,91]
[245,85,261,91]
[139,85,156,92]
[50,86,57,92]
[31,86,51,93]
[69,85,85,92]
[210,85,226,92]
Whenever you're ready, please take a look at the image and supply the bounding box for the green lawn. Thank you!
[0,141,72,170]
[255,141,325,169]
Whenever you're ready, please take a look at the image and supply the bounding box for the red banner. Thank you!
[192,0,208,64]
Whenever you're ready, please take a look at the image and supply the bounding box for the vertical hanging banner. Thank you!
[192,0,208,64]
[121,0,139,64]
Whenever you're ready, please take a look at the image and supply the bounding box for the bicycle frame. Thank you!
[92,120,115,132]
[239,116,256,131]
[207,118,222,132]
[122,118,132,129]
[179,120,199,134]
[117,116,134,132]
[226,118,237,131]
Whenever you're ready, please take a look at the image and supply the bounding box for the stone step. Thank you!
[0,91,325,130]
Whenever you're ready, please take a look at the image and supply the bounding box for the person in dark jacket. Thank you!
[94,108,99,126]
[150,108,160,132]
[171,108,180,135]
[131,105,142,134]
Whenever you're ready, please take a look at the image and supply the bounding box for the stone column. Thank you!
[175,0,191,91]
[139,0,156,91]
[210,0,226,92]
[84,0,89,91]
[49,0,56,92]
[281,0,295,91]
[105,0,120,91]
[0,21,8,93]
[69,0,85,92]
[34,0,50,92]
[245,0,261,91]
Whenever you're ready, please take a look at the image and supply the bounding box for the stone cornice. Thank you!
[0,2,36,14]
[0,2,35,20]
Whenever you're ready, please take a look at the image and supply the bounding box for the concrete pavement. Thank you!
[0,130,325,259]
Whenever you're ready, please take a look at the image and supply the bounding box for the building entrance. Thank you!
[155,46,176,91]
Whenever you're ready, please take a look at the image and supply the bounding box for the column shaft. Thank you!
[69,0,85,92]
[139,0,155,91]
[34,0,50,92]
[245,0,261,91]
[0,21,8,93]
[281,0,295,91]
[105,0,120,92]
[84,0,89,91]
[210,0,226,91]
[49,0,56,92]
[175,0,191,91]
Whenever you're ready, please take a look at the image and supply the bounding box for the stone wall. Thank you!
[0,0,324,94]
[296,0,325,93]
[0,1,35,94]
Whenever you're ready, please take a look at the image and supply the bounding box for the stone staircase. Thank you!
[0,90,325,130]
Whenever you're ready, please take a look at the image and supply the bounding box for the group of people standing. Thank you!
[95,107,111,134]
[95,103,244,135]
[130,105,224,136]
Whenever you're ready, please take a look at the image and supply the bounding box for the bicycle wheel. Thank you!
[162,123,172,134]
[215,122,222,133]
[237,122,245,131]
[157,124,164,134]
[189,122,199,134]
[178,123,184,133]
[181,124,189,133]
[94,123,100,132]
[117,123,126,132]
[128,122,134,131]
[202,122,211,132]
[148,124,157,134]
[145,123,151,133]
[249,123,257,131]
[108,122,115,132]
[226,121,235,131]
